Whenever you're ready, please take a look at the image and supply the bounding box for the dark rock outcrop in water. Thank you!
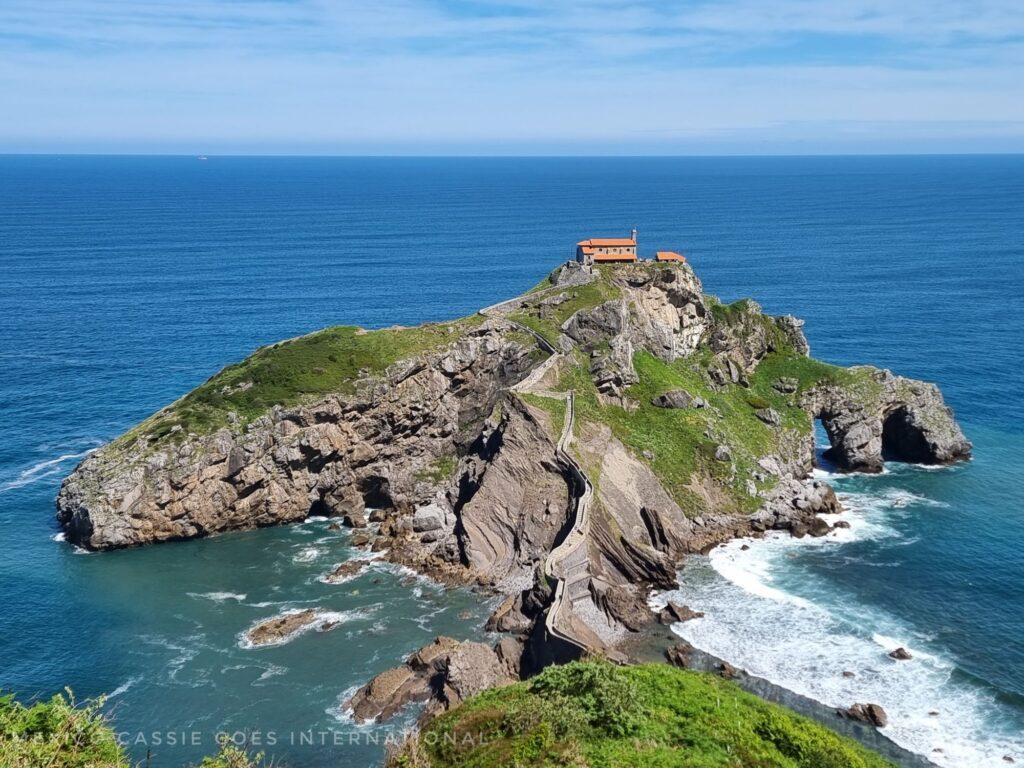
[57,259,970,671]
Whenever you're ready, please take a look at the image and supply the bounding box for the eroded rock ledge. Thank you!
[57,259,970,667]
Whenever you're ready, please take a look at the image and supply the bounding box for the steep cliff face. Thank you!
[57,319,536,550]
[57,260,971,657]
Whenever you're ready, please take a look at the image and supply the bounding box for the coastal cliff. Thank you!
[57,261,970,665]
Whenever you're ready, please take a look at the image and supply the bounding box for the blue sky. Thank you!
[1,1,1023,154]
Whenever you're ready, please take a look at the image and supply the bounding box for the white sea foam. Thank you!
[659,487,1024,767]
[1,447,99,493]
[328,685,371,728]
[292,546,325,563]
[107,676,140,699]
[187,591,248,603]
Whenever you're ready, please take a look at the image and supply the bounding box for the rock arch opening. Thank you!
[881,407,932,464]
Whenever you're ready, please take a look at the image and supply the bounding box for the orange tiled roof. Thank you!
[592,252,638,262]
[577,237,636,247]
[655,251,686,262]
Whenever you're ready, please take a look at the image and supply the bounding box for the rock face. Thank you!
[345,636,513,723]
[449,398,571,590]
[843,703,889,728]
[56,320,534,550]
[658,602,704,624]
[803,368,971,473]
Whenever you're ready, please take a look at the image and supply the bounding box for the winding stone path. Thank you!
[479,301,607,659]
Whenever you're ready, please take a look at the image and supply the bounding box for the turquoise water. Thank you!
[1,155,1022,766]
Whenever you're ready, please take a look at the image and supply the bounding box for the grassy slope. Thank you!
[507,269,874,516]
[554,344,844,516]
[509,270,622,348]
[402,661,896,768]
[119,316,485,449]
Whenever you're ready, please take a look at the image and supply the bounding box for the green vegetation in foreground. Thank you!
[0,690,261,768]
[397,661,896,768]
[121,316,484,447]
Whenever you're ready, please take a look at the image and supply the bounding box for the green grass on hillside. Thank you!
[519,393,568,438]
[0,690,261,768]
[554,340,849,515]
[397,661,896,768]
[120,317,484,448]
[509,277,621,348]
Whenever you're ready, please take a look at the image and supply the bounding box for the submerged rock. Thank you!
[322,560,367,584]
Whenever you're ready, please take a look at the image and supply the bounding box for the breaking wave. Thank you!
[657,477,1024,767]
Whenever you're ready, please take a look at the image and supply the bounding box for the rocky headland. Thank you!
[57,260,970,740]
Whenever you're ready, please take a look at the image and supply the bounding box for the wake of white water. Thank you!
[655,483,1024,768]
[0,444,100,494]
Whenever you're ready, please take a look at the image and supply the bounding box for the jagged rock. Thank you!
[453,399,570,587]
[752,478,841,536]
[617,263,709,360]
[651,389,697,409]
[342,512,368,528]
[590,582,655,631]
[350,532,371,547]
[590,334,639,398]
[714,445,732,462]
[57,320,536,550]
[717,661,739,679]
[773,377,799,394]
[889,647,913,661]
[347,665,429,723]
[843,703,888,728]
[802,367,971,473]
[658,602,704,624]
[755,408,781,426]
[345,636,513,724]
[494,636,524,678]
[244,609,319,647]
[412,503,446,533]
[562,300,628,348]
[549,260,596,288]
[322,560,367,584]
[775,315,810,355]
[665,641,694,668]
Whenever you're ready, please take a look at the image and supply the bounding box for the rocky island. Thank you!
[56,259,970,761]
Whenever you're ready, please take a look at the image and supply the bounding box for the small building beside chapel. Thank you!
[655,251,686,263]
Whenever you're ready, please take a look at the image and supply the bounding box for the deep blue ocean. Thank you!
[1,155,1022,767]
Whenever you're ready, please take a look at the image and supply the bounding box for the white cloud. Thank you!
[0,1,1022,151]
